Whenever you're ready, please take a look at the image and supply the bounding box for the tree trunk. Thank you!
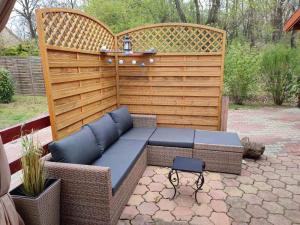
[291,29,297,48]
[174,0,187,23]
[194,0,201,24]
[27,14,36,39]
[290,0,300,48]
[272,0,284,42]
[248,0,256,47]
[206,0,221,25]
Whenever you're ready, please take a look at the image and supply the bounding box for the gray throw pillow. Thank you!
[49,126,101,164]
[86,114,119,152]
[109,106,133,136]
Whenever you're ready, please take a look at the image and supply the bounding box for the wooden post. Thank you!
[221,96,229,131]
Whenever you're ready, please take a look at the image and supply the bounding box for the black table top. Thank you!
[172,156,205,173]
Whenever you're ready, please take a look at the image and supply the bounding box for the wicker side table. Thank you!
[193,130,244,174]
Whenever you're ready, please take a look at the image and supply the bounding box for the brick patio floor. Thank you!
[118,107,300,225]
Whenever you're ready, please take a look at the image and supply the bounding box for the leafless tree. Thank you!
[14,0,40,39]
[174,0,187,22]
[206,0,221,25]
[194,0,201,24]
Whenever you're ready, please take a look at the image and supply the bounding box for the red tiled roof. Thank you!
[284,7,300,31]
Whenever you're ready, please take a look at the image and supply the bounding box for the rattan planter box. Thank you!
[11,179,61,225]
[193,131,243,174]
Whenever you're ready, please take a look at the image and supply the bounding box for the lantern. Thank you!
[123,35,132,53]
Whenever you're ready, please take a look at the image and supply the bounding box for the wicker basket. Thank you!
[11,179,61,225]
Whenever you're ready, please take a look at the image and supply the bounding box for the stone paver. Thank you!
[190,216,214,225]
[209,200,228,212]
[262,201,284,214]
[153,210,174,223]
[228,208,251,223]
[128,195,144,206]
[137,202,159,216]
[268,214,292,225]
[143,191,161,202]
[246,205,268,218]
[172,206,194,221]
[157,199,176,211]
[192,204,213,217]
[285,210,300,223]
[210,212,231,225]
[118,107,300,224]
[120,206,139,220]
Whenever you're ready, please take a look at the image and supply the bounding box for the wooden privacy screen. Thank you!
[36,8,226,140]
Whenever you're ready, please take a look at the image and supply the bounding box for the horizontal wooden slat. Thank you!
[157,123,218,131]
[119,79,220,87]
[56,97,117,130]
[156,115,219,126]
[52,79,116,99]
[127,105,218,116]
[118,70,221,77]
[54,89,117,115]
[119,96,219,107]
[50,72,115,83]
[120,86,220,97]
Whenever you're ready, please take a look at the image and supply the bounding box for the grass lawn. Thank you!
[0,95,48,130]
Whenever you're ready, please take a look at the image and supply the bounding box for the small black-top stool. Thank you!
[168,156,205,203]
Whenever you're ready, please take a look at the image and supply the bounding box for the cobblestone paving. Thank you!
[118,107,300,225]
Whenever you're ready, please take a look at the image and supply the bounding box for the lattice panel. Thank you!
[41,11,115,51]
[117,25,224,53]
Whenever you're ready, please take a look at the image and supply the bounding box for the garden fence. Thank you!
[0,56,45,96]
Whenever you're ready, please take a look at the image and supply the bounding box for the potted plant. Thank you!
[10,132,61,225]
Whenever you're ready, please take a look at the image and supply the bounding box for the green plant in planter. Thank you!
[21,133,45,197]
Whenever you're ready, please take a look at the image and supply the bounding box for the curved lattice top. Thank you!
[38,9,115,51]
[116,24,225,53]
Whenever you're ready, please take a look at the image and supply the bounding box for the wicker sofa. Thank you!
[44,107,243,225]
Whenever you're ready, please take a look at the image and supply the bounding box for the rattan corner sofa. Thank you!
[44,107,243,225]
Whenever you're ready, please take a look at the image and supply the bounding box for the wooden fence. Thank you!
[36,8,226,140]
[0,56,45,95]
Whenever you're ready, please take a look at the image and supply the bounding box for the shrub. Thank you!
[0,68,14,103]
[224,41,260,105]
[0,41,39,56]
[260,45,297,105]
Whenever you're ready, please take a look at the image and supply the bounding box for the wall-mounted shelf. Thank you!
[100,49,157,56]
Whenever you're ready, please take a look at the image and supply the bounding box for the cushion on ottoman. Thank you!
[194,130,242,150]
[109,106,133,136]
[149,127,195,148]
[49,126,101,164]
[86,114,119,153]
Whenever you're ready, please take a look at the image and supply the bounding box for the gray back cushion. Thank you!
[109,107,133,136]
[86,114,119,152]
[49,126,101,165]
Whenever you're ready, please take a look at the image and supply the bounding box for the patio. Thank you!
[1,6,300,225]
[118,107,300,225]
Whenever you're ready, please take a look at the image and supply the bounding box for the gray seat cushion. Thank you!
[194,130,242,147]
[92,139,147,194]
[49,126,101,165]
[149,127,195,148]
[109,106,133,136]
[120,127,156,141]
[86,114,119,153]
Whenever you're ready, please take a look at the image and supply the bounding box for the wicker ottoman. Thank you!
[193,130,243,174]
